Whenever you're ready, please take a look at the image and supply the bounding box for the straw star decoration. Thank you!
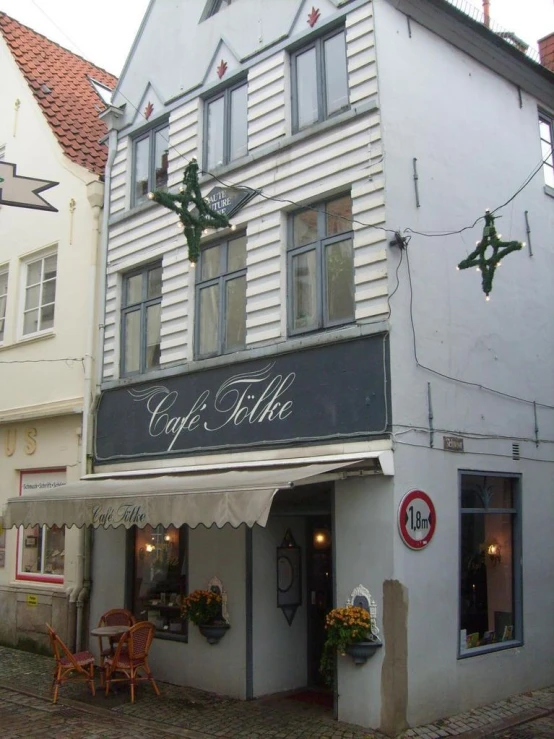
[457,210,523,298]
[148,159,230,265]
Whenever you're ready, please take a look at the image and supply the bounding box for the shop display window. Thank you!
[18,525,65,581]
[132,524,188,639]
[459,473,521,656]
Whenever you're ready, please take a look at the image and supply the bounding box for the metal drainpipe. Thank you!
[76,527,92,651]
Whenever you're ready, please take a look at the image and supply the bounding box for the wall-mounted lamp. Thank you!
[313,528,331,551]
[487,541,501,565]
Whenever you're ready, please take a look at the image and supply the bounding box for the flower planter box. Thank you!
[199,623,230,645]
[345,639,382,665]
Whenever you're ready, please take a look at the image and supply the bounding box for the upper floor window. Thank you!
[539,114,554,188]
[0,267,8,342]
[196,234,246,357]
[291,28,348,132]
[459,472,522,656]
[132,122,169,207]
[288,194,354,334]
[22,251,57,336]
[202,0,233,20]
[121,263,162,375]
[204,81,248,170]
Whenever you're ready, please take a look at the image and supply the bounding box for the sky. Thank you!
[0,0,552,77]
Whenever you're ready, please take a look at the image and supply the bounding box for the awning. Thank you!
[4,462,359,530]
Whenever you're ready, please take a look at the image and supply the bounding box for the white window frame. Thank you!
[19,248,57,339]
[0,265,9,343]
[539,112,554,189]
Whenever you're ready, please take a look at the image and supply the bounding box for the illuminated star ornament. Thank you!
[457,210,524,299]
[148,159,230,265]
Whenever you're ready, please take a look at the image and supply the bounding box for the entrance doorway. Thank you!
[307,515,333,687]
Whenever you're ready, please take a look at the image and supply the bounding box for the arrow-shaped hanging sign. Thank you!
[0,161,58,212]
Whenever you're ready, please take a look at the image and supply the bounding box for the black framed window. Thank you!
[291,28,348,132]
[204,81,248,170]
[132,525,188,640]
[132,122,169,207]
[121,263,162,375]
[202,0,233,19]
[459,472,522,657]
[195,234,246,357]
[539,114,554,188]
[288,194,354,335]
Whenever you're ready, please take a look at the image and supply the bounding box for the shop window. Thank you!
[121,263,162,375]
[132,122,169,207]
[17,469,66,583]
[291,28,349,132]
[288,194,354,335]
[459,472,522,656]
[195,233,246,357]
[132,525,188,639]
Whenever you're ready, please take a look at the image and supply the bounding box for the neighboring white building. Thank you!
[5,0,554,734]
[0,14,116,652]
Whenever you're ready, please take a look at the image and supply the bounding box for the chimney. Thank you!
[483,0,490,28]
[538,33,554,72]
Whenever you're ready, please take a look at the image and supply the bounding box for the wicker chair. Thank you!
[104,620,160,703]
[46,623,95,704]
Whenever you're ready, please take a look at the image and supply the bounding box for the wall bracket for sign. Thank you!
[277,529,302,626]
[0,161,58,212]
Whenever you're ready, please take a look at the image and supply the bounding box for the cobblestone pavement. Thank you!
[0,645,552,739]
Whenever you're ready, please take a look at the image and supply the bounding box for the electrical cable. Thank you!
[393,437,553,464]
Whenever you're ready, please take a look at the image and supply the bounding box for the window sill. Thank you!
[109,197,159,227]
[544,184,554,199]
[6,330,56,350]
[458,639,522,659]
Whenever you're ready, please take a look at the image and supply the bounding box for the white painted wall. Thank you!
[372,0,554,727]
[252,516,307,696]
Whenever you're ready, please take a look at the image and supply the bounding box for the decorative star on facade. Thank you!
[144,101,154,120]
[217,60,228,79]
[148,159,230,265]
[307,6,321,27]
[457,211,523,297]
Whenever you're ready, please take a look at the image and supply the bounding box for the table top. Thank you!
[90,625,129,637]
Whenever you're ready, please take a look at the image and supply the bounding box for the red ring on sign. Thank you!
[398,489,436,550]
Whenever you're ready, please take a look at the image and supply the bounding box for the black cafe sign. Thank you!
[94,335,389,463]
[203,185,255,219]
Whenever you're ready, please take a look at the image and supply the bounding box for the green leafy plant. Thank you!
[181,589,223,626]
[319,605,374,685]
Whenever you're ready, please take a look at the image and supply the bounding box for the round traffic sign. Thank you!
[398,490,436,550]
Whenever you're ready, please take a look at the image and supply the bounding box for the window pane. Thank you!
[460,511,514,650]
[325,238,354,323]
[539,119,552,144]
[207,96,225,169]
[124,310,141,373]
[40,303,55,331]
[327,196,352,236]
[133,525,187,636]
[42,279,56,306]
[148,267,162,299]
[20,526,42,573]
[26,260,42,286]
[461,475,514,509]
[0,317,4,342]
[296,47,318,128]
[43,526,65,576]
[23,309,39,335]
[292,250,317,331]
[324,31,348,116]
[155,126,169,190]
[25,285,40,311]
[44,255,57,280]
[225,275,246,351]
[198,284,219,355]
[227,235,247,272]
[0,272,8,295]
[146,303,161,369]
[134,136,150,205]
[201,245,221,280]
[544,163,554,188]
[230,84,248,162]
[126,274,143,306]
[293,209,318,247]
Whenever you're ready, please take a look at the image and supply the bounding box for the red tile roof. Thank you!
[0,13,117,177]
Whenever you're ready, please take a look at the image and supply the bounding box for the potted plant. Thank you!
[320,605,382,683]
[181,588,230,644]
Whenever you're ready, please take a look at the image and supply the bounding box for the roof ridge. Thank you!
[0,11,117,83]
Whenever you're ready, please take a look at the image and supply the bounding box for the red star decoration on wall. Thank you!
[307,6,321,27]
[144,101,154,120]
[217,60,228,79]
